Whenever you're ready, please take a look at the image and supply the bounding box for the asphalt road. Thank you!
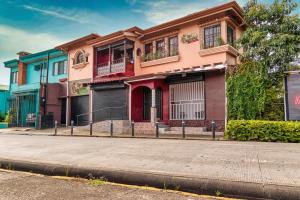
[0,169,221,200]
[0,134,298,188]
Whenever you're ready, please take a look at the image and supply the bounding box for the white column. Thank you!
[151,88,157,124]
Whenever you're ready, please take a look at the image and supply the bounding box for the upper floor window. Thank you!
[204,24,221,49]
[169,36,178,56]
[76,52,85,64]
[145,43,153,56]
[227,25,235,46]
[11,71,18,83]
[53,60,67,75]
[156,39,166,58]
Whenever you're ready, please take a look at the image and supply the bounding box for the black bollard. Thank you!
[71,120,74,136]
[211,120,216,140]
[182,121,186,139]
[90,121,93,136]
[110,120,113,137]
[131,121,135,137]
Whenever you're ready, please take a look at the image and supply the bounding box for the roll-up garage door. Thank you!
[93,86,128,122]
[71,95,89,126]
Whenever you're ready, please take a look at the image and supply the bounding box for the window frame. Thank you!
[227,25,235,46]
[168,36,178,56]
[53,60,67,76]
[11,71,18,84]
[203,24,221,49]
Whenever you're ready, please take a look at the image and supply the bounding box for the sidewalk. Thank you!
[0,134,299,199]
[0,127,224,140]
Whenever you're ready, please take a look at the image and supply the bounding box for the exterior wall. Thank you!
[168,71,225,131]
[134,19,242,76]
[68,45,94,81]
[0,90,9,118]
[48,55,68,83]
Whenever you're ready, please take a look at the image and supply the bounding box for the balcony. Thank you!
[95,40,134,77]
[97,58,130,76]
[141,50,180,68]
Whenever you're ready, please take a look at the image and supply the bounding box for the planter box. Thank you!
[0,123,8,129]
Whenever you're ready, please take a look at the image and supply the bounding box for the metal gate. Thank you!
[169,81,205,120]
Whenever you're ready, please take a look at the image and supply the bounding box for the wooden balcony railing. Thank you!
[97,57,127,76]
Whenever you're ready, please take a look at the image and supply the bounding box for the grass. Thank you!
[88,177,107,186]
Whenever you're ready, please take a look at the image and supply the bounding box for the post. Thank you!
[211,120,216,140]
[182,120,185,139]
[71,120,74,135]
[90,121,93,136]
[54,121,57,136]
[110,120,113,137]
[131,121,135,137]
[156,122,159,138]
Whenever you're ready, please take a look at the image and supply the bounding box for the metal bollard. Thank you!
[182,121,186,139]
[211,120,216,140]
[156,122,159,138]
[110,120,113,137]
[131,121,135,137]
[54,121,58,136]
[71,120,74,136]
[90,121,93,136]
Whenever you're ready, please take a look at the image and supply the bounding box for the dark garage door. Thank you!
[93,87,128,122]
[71,95,89,126]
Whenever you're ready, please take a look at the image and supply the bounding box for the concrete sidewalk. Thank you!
[0,134,299,199]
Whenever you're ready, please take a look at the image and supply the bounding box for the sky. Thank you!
[0,0,299,85]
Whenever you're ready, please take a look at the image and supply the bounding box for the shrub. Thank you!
[225,120,300,143]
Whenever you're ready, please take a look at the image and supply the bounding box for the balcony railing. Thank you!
[141,49,178,62]
[97,57,126,76]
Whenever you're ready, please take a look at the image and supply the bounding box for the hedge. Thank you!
[225,120,300,143]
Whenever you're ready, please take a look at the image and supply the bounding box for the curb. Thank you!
[0,158,299,200]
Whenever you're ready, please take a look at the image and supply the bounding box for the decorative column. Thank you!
[151,88,157,124]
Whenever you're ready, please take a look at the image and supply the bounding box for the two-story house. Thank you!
[126,1,244,131]
[56,34,101,126]
[55,1,244,132]
[4,49,68,128]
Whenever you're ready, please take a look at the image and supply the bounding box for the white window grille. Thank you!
[169,81,205,120]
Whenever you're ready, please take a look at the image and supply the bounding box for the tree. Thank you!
[227,0,300,120]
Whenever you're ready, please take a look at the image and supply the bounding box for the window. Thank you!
[11,71,18,83]
[156,39,165,53]
[170,81,205,120]
[144,43,153,55]
[53,60,67,75]
[227,26,235,46]
[169,36,178,56]
[75,51,85,64]
[204,24,221,49]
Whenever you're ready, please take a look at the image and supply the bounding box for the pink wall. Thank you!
[68,44,94,81]
[133,19,243,76]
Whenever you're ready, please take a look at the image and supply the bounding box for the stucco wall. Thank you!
[134,20,242,76]
[68,45,94,81]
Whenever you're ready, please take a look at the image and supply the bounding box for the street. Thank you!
[0,169,222,200]
[0,134,298,187]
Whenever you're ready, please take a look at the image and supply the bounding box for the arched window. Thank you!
[75,51,85,64]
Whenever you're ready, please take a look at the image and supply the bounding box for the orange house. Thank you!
[57,1,244,132]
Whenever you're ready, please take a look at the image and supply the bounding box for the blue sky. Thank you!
[0,0,299,84]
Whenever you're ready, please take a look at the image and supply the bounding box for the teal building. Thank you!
[4,49,68,128]
[0,85,9,121]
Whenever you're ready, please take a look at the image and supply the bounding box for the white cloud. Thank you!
[22,4,103,24]
[0,24,67,84]
[131,0,246,24]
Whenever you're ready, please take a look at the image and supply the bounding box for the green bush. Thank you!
[225,120,300,143]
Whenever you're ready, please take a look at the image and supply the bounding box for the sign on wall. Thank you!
[69,79,90,96]
[286,74,300,120]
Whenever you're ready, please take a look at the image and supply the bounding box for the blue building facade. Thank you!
[0,85,9,120]
[4,49,68,128]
